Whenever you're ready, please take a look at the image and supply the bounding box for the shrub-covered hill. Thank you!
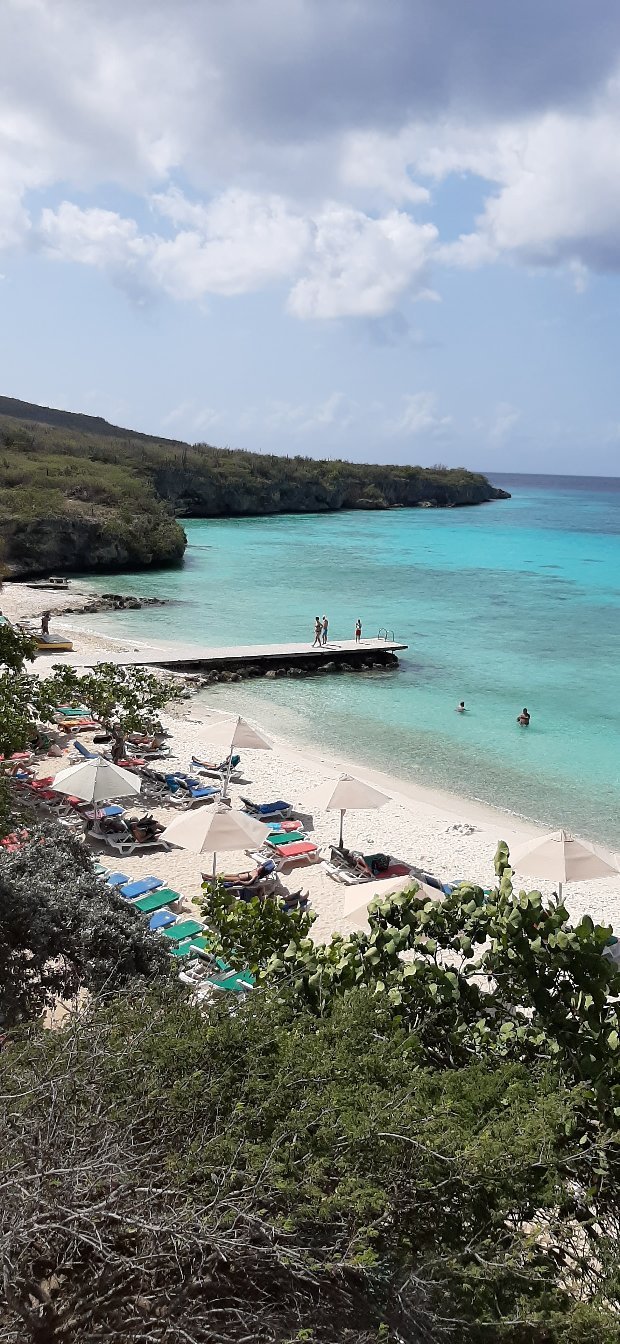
[0,395,509,576]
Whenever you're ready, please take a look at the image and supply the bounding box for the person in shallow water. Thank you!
[456,700,466,712]
[517,707,531,726]
[312,616,322,647]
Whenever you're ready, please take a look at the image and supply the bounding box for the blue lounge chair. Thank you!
[241,798,293,820]
[105,871,129,887]
[119,876,164,900]
[72,740,100,760]
[149,910,177,930]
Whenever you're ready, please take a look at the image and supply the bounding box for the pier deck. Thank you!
[48,637,407,672]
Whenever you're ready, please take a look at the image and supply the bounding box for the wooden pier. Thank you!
[52,637,408,675]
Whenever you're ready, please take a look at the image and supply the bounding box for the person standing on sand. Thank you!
[322,614,329,645]
[312,616,322,647]
[355,619,362,642]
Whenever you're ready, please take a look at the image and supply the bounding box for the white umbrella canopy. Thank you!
[511,829,620,899]
[308,772,391,847]
[161,804,266,879]
[52,757,142,805]
[202,714,271,752]
[201,715,271,798]
[342,872,440,928]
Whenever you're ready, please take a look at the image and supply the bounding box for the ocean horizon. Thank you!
[72,471,620,848]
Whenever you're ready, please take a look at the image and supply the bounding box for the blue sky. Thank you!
[2,0,620,474]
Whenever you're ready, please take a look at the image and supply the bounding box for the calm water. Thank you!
[75,474,620,846]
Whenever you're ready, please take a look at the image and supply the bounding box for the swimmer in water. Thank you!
[456,701,466,712]
[517,707,531,726]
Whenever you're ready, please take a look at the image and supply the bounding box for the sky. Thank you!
[2,1,620,474]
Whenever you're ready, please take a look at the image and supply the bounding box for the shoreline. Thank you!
[3,581,619,933]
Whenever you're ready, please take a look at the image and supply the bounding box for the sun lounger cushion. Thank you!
[266,831,305,846]
[169,934,212,958]
[149,911,177,930]
[271,841,317,859]
[120,876,163,900]
[105,872,129,887]
[84,804,125,820]
[133,888,181,914]
[161,918,204,943]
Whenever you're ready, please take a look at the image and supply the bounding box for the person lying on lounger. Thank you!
[204,859,275,886]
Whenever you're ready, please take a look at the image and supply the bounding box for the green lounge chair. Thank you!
[266,830,305,846]
[133,888,182,915]
[169,934,213,959]
[161,918,204,943]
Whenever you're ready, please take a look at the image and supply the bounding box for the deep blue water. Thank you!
[73,473,620,846]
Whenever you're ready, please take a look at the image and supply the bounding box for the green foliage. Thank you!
[0,671,45,755]
[0,620,38,673]
[0,398,505,575]
[200,878,316,975]
[0,824,169,1026]
[1,985,620,1341]
[42,661,182,732]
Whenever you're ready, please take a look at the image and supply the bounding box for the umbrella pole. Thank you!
[222,748,233,802]
[212,851,217,885]
[339,809,345,849]
[558,881,563,902]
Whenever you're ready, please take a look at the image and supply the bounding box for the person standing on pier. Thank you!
[355,618,362,642]
[322,614,329,644]
[312,616,322,647]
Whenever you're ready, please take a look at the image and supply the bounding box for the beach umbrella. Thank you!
[309,773,391,847]
[51,757,142,808]
[201,714,271,798]
[161,803,266,880]
[511,829,620,900]
[342,872,440,929]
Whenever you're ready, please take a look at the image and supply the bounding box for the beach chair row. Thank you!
[96,864,255,995]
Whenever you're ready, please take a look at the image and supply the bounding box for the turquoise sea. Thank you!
[74,474,620,847]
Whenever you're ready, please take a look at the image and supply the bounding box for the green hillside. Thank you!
[0,395,509,577]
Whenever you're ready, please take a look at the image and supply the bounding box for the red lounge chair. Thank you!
[268,840,319,866]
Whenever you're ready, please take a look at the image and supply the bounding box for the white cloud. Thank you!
[2,0,620,315]
[36,192,439,319]
[389,391,451,437]
[488,402,521,444]
[288,205,437,319]
[264,391,356,433]
[149,189,310,299]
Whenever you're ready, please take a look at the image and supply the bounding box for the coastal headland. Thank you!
[0,394,509,578]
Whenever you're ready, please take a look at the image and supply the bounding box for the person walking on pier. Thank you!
[312,616,322,647]
[322,614,329,645]
[355,618,362,642]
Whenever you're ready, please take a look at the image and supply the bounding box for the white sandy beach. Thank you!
[3,580,619,939]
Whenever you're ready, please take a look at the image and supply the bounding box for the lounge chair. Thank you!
[132,887,183,914]
[149,911,177,930]
[169,934,213,959]
[241,797,293,821]
[119,875,164,900]
[104,871,129,887]
[83,804,125,821]
[260,839,320,868]
[71,740,100,760]
[89,816,169,856]
[192,753,242,780]
[161,918,204,944]
[164,774,220,808]
[264,830,305,847]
